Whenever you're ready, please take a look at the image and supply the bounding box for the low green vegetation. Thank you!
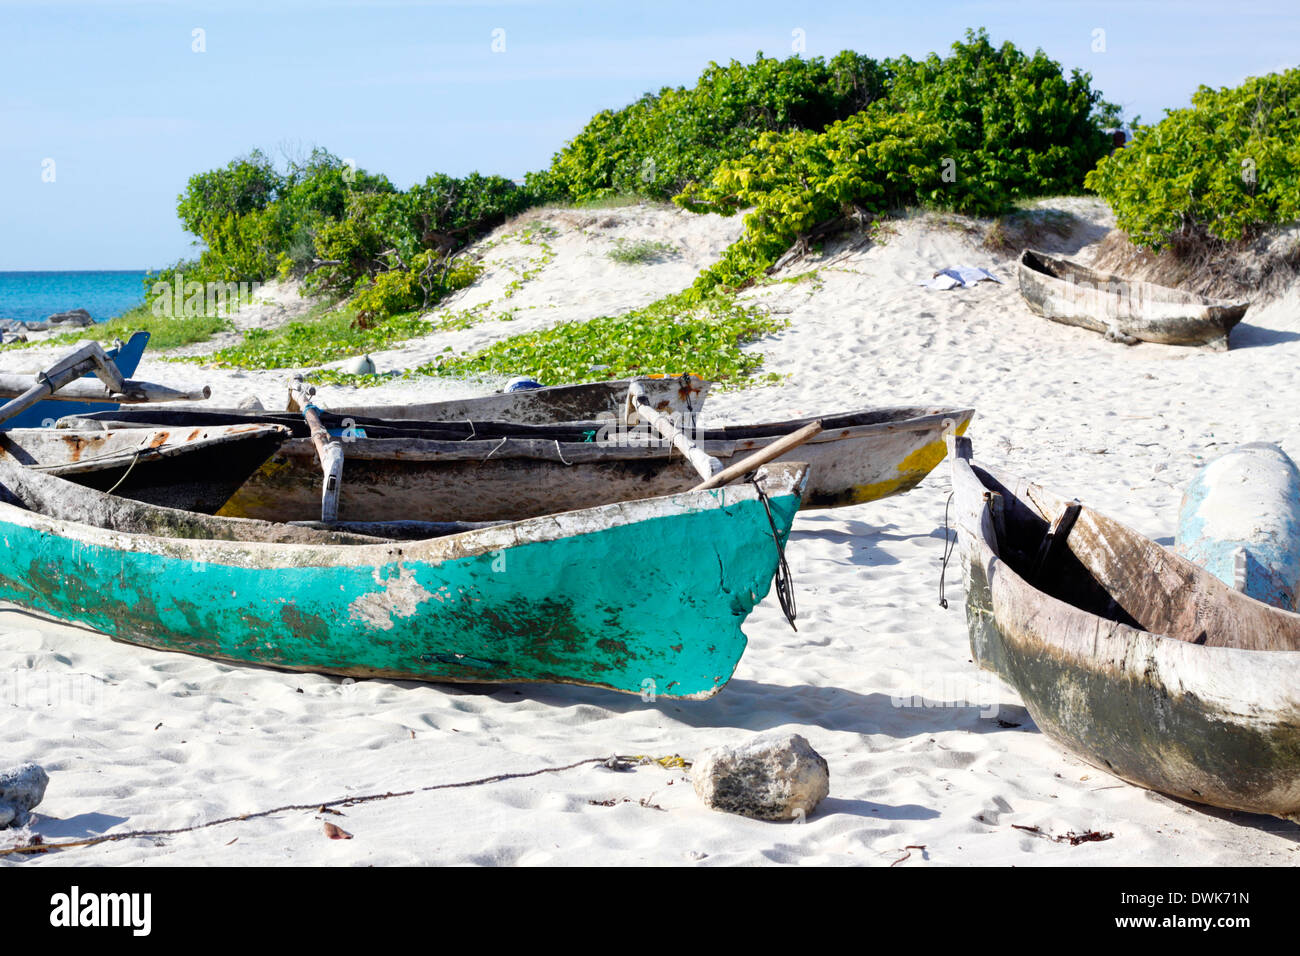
[607,239,678,264]
[184,302,431,370]
[0,303,231,352]
[417,292,787,388]
[1086,68,1300,250]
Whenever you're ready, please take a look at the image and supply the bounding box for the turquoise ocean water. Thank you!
[0,271,149,325]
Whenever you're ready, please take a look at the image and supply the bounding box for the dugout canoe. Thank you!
[327,374,709,424]
[1176,442,1300,611]
[1017,249,1249,349]
[67,406,972,523]
[948,435,1300,820]
[0,423,290,513]
[0,457,807,698]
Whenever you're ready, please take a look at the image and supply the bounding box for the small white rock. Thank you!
[692,732,829,821]
[340,355,377,375]
[0,763,49,829]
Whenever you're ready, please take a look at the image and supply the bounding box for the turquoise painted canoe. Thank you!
[0,458,808,698]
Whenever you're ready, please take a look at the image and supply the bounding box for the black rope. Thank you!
[749,474,797,630]
[938,491,955,609]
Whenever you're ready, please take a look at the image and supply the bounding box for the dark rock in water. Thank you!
[0,763,49,828]
[692,732,829,821]
[46,308,93,327]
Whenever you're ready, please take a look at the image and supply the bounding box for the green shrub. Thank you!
[885,29,1117,215]
[678,108,952,294]
[536,51,890,204]
[1085,68,1300,249]
[676,29,1118,294]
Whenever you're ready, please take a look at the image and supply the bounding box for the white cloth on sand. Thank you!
[918,266,1002,290]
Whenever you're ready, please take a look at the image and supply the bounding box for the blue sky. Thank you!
[3,0,1297,270]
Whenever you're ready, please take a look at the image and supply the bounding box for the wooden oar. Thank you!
[289,377,345,523]
[691,420,823,491]
[0,342,126,425]
[626,381,722,480]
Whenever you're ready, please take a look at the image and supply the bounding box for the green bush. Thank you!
[678,108,952,293]
[1085,68,1300,249]
[353,252,484,324]
[676,29,1118,293]
[885,30,1117,215]
[535,51,890,204]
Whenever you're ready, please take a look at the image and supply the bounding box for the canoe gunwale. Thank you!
[0,456,810,570]
[3,424,292,477]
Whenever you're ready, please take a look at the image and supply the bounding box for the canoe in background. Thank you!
[67,405,973,522]
[1176,442,1300,610]
[949,436,1300,820]
[0,423,290,514]
[0,331,150,430]
[0,457,808,699]
[327,374,709,424]
[1017,249,1248,349]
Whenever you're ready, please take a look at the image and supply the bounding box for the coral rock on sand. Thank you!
[692,732,829,821]
[340,354,376,375]
[45,308,93,327]
[0,763,49,829]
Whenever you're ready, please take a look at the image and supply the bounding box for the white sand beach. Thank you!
[3,199,1299,866]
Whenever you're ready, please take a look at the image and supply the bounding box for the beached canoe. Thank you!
[1177,442,1300,610]
[0,457,807,698]
[0,423,290,513]
[66,405,972,523]
[1016,249,1249,349]
[327,374,709,424]
[948,436,1300,820]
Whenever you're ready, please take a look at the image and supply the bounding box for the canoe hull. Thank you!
[1177,442,1300,610]
[0,460,806,698]
[0,424,290,514]
[212,407,973,523]
[952,441,1300,820]
[330,375,708,425]
[1017,249,1249,348]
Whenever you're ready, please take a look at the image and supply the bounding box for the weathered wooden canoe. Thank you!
[1017,249,1249,349]
[0,424,290,514]
[68,405,972,523]
[328,374,709,424]
[0,331,150,430]
[0,457,807,698]
[1177,442,1300,610]
[949,436,1300,820]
